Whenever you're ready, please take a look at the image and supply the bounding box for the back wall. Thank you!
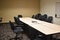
[0,0,40,22]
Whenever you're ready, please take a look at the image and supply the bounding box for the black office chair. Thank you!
[0,17,2,26]
[41,14,47,21]
[14,17,23,25]
[14,17,26,32]
[32,15,35,18]
[34,34,46,40]
[0,17,2,22]
[35,13,41,20]
[39,15,43,21]
[18,15,22,18]
[9,21,23,40]
[43,14,47,18]
[47,16,53,23]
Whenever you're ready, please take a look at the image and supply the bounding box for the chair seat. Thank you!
[9,21,23,40]
[13,27,23,33]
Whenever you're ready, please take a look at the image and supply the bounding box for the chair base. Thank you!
[10,34,23,40]
[10,37,22,40]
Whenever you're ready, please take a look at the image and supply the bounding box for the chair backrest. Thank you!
[43,14,47,18]
[35,14,41,19]
[18,15,22,18]
[32,15,35,18]
[14,17,23,25]
[14,17,19,24]
[9,21,16,30]
[0,17,2,22]
[42,14,47,21]
[47,16,53,23]
[38,14,43,20]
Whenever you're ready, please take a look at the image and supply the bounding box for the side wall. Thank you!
[40,0,60,25]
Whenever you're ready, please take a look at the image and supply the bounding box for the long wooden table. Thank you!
[19,17,60,35]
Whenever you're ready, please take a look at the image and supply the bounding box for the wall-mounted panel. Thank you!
[55,2,60,18]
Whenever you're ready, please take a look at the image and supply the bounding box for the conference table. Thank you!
[19,17,60,35]
[19,17,60,40]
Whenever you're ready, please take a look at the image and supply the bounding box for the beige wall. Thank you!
[40,0,60,25]
[0,0,40,22]
[0,0,1,17]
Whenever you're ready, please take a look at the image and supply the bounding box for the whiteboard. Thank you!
[56,2,60,18]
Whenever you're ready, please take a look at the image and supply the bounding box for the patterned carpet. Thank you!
[0,23,30,40]
[0,23,60,40]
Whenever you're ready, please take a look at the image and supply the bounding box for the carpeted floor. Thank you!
[0,23,60,40]
[0,23,30,40]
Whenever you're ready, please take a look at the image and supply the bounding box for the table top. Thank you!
[19,17,60,35]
